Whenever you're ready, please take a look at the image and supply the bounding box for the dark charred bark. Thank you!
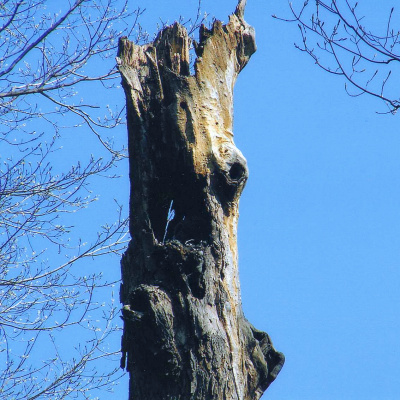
[118,1,284,399]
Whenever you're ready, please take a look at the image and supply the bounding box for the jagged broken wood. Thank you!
[118,1,284,399]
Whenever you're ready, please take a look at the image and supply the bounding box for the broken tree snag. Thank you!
[118,1,284,399]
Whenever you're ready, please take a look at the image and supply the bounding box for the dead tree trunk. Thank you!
[118,1,284,399]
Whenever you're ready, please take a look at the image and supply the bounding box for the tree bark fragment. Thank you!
[118,2,284,399]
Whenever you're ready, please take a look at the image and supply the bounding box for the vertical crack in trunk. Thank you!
[118,2,284,399]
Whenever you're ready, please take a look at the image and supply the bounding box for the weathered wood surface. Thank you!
[118,1,284,399]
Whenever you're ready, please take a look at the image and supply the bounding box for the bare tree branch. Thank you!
[275,0,400,113]
[0,1,135,398]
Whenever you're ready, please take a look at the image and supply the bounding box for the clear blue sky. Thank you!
[47,0,400,398]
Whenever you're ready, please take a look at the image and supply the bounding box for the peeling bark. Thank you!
[118,2,284,399]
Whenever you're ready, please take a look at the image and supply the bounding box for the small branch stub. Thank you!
[118,3,284,399]
[235,0,247,19]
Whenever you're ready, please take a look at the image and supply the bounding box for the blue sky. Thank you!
[232,1,400,399]
[102,0,400,398]
[6,0,399,399]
